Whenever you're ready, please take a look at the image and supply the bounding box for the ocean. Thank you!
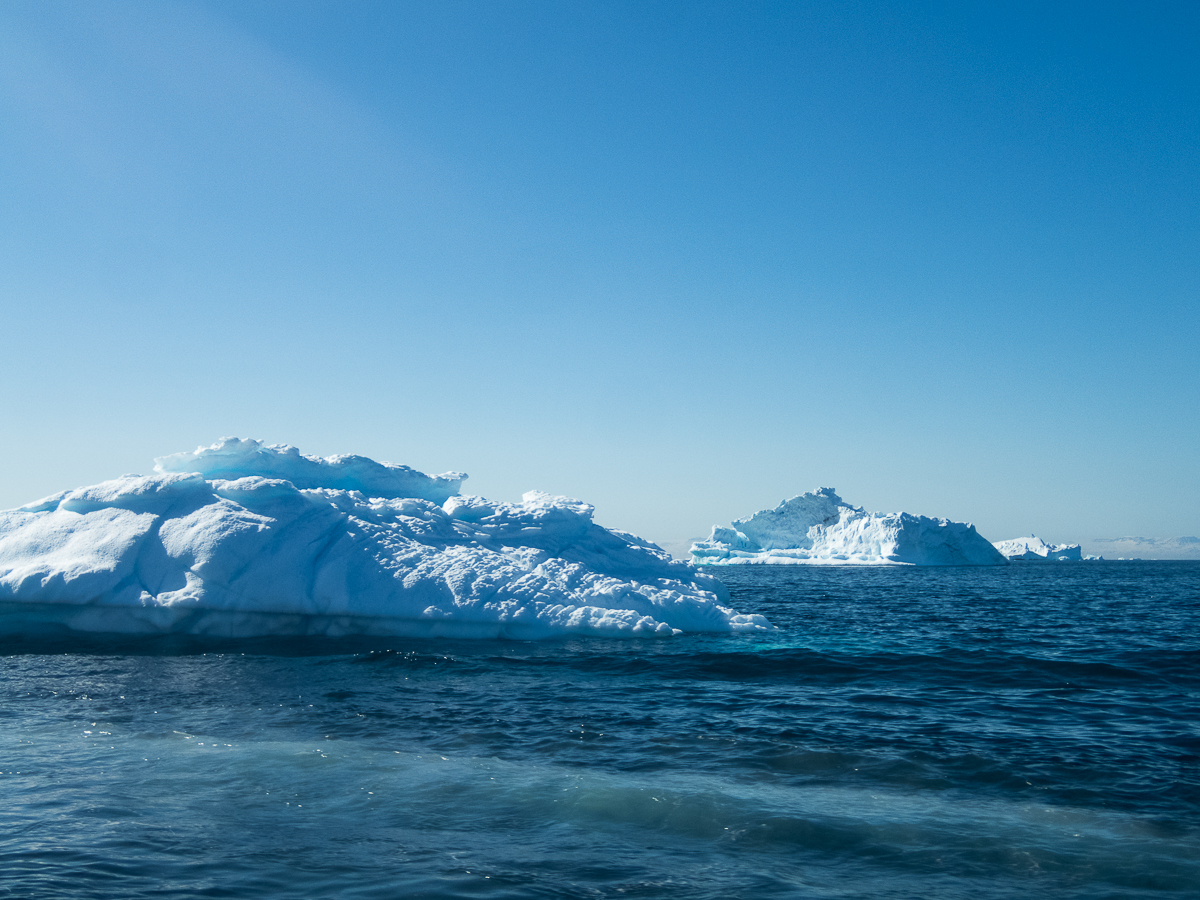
[1,561,1197,899]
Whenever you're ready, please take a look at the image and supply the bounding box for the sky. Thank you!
[1,0,1197,554]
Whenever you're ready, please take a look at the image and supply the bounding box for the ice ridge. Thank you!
[0,440,769,639]
[155,438,464,504]
[691,488,1007,566]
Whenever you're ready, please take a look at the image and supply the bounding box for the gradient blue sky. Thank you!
[1,0,1197,551]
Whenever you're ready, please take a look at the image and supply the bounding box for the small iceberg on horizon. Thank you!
[992,535,1085,562]
[1089,535,1200,560]
[0,439,770,640]
[691,488,1007,567]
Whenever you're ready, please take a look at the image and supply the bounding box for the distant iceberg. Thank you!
[0,438,769,639]
[691,488,1006,566]
[992,536,1084,561]
[1088,536,1200,560]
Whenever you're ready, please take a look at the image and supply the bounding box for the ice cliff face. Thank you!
[0,439,769,639]
[691,488,1007,566]
[992,536,1084,561]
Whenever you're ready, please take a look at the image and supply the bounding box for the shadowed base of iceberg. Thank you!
[0,600,769,642]
[696,554,937,566]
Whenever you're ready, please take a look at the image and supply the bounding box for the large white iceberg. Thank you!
[992,536,1084,561]
[0,439,769,639]
[690,488,1007,566]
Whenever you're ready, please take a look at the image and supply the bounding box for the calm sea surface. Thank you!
[1,562,1197,899]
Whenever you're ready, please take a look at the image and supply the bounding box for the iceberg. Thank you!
[0,439,769,639]
[690,488,1007,566]
[992,536,1084,562]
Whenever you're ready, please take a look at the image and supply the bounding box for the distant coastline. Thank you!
[1083,536,1200,560]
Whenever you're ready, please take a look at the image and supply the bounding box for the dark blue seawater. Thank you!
[1,562,1197,899]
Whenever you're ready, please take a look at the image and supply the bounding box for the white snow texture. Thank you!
[691,488,1007,566]
[992,536,1084,561]
[0,439,769,639]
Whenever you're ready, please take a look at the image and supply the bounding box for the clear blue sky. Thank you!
[1,0,1197,550]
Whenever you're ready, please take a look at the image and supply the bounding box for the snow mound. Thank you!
[0,440,769,639]
[691,488,1006,566]
[993,536,1083,561]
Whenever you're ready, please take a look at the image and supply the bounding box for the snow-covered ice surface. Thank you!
[993,536,1084,561]
[691,488,1007,567]
[155,439,466,504]
[0,439,769,639]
